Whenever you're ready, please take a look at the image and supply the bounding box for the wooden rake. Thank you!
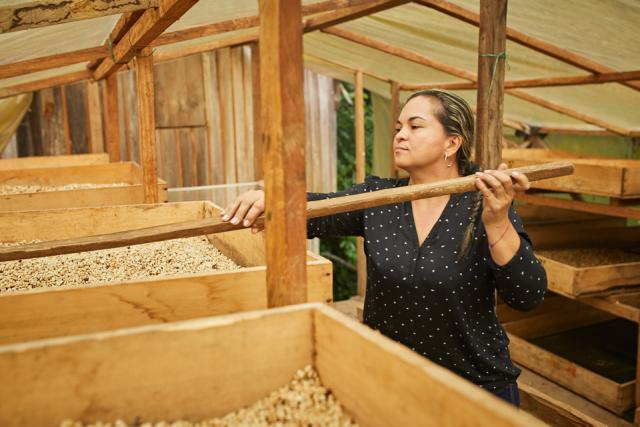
[0,162,573,262]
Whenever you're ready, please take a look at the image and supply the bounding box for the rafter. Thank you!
[400,70,640,91]
[415,0,640,92]
[0,70,90,99]
[93,0,198,80]
[322,27,632,136]
[0,0,157,33]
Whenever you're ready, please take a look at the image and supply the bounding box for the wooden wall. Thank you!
[14,46,337,194]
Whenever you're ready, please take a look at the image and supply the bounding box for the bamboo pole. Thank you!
[134,47,158,203]
[355,70,367,298]
[474,0,507,169]
[0,162,574,262]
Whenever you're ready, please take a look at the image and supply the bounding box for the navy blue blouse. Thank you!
[308,176,547,390]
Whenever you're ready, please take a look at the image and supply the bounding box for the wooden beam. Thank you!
[93,0,199,80]
[355,70,367,298]
[87,10,146,71]
[517,194,640,220]
[323,27,632,136]
[153,0,385,47]
[85,80,104,153]
[0,0,157,33]
[474,0,507,169]
[416,0,640,92]
[305,54,392,83]
[154,0,408,64]
[400,69,640,91]
[0,46,107,80]
[260,0,308,307]
[59,85,72,154]
[0,70,91,99]
[105,73,121,162]
[134,48,158,203]
[251,43,263,181]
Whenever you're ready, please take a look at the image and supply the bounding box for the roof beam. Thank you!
[415,0,640,92]
[0,70,90,99]
[152,0,408,64]
[87,10,147,71]
[323,27,632,136]
[0,46,108,79]
[400,69,640,91]
[93,0,198,80]
[153,0,384,47]
[0,0,157,33]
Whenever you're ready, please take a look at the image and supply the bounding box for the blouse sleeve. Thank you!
[486,206,547,311]
[306,179,376,238]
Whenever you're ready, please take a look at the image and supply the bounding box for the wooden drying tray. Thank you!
[0,153,109,171]
[0,303,544,427]
[0,162,573,262]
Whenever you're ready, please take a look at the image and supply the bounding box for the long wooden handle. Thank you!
[0,161,573,262]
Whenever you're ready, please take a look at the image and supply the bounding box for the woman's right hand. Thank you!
[221,190,265,233]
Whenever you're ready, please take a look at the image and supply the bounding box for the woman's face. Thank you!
[393,96,454,172]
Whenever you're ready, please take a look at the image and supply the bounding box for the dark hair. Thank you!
[404,89,482,257]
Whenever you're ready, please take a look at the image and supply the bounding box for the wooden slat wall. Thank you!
[15,47,336,195]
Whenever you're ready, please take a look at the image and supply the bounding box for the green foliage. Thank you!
[320,82,374,301]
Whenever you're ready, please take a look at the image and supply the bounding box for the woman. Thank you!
[221,90,547,407]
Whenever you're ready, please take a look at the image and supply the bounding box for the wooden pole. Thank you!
[355,70,367,298]
[474,0,508,169]
[135,47,158,203]
[0,162,575,262]
[59,86,72,155]
[390,80,400,178]
[259,0,307,307]
[251,42,263,181]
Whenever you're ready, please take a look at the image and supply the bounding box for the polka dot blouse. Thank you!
[308,176,547,390]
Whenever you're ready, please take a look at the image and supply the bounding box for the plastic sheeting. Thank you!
[0,93,32,155]
[1,1,638,131]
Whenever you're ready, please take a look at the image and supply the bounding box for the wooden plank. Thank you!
[0,69,91,99]
[322,27,632,136]
[508,333,635,415]
[66,82,90,154]
[231,48,247,182]
[217,48,236,184]
[39,88,66,155]
[201,52,221,184]
[241,45,255,183]
[314,305,545,427]
[517,194,640,220]
[0,46,107,80]
[0,153,109,171]
[135,48,158,203]
[104,73,121,162]
[0,162,573,261]
[474,0,507,169]
[93,0,199,80]
[401,70,640,91]
[0,0,157,33]
[58,86,72,154]
[86,81,104,153]
[355,70,366,297]
[0,305,315,427]
[251,43,263,181]
[87,10,146,70]
[154,55,206,127]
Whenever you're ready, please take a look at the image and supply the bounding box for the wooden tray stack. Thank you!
[502,148,640,423]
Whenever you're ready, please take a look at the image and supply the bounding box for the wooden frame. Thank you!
[0,201,332,345]
[0,153,109,171]
[0,162,167,212]
[503,149,640,199]
[503,301,635,415]
[0,303,544,427]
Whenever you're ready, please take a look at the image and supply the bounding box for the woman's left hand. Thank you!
[475,162,530,228]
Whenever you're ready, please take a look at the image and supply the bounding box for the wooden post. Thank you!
[474,0,508,169]
[390,80,400,178]
[259,0,307,307]
[251,42,263,181]
[85,80,105,153]
[105,73,121,162]
[636,328,640,427]
[135,47,158,203]
[355,70,367,298]
[59,86,72,154]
